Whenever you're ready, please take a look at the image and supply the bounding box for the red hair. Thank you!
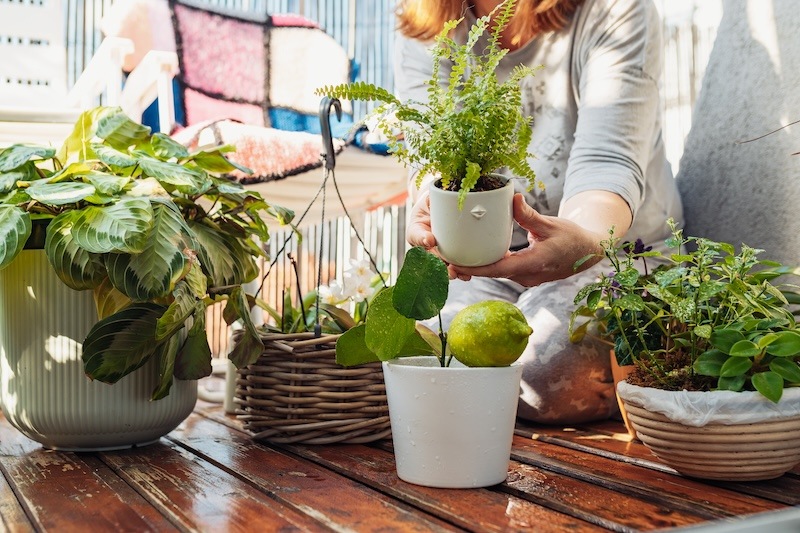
[396,0,585,44]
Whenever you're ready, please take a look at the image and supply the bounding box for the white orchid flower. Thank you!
[318,280,345,305]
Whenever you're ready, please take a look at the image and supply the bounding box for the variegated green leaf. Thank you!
[184,260,208,298]
[104,201,192,300]
[191,150,251,174]
[82,302,167,384]
[152,133,189,159]
[95,111,152,151]
[0,144,56,172]
[71,198,153,253]
[151,334,179,400]
[92,277,132,320]
[189,220,259,286]
[155,282,196,341]
[0,206,31,269]
[85,172,132,196]
[0,162,38,193]
[175,301,213,380]
[227,285,264,368]
[48,162,92,183]
[137,156,211,195]
[44,211,107,290]
[91,142,138,168]
[57,107,117,163]
[26,181,96,205]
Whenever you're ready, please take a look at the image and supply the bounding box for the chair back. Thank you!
[169,0,352,131]
[675,0,800,267]
[0,0,69,107]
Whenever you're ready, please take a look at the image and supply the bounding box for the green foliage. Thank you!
[316,0,539,209]
[0,106,294,399]
[570,219,800,403]
[335,247,448,367]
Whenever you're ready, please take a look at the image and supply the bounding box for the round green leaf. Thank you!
[366,287,416,360]
[765,331,800,357]
[710,328,747,353]
[719,356,753,378]
[693,349,728,377]
[729,339,761,358]
[752,371,784,403]
[770,358,800,384]
[392,247,449,320]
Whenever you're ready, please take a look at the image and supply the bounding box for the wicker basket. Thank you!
[234,331,391,444]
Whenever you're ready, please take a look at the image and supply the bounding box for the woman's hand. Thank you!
[406,190,437,250]
[450,193,626,287]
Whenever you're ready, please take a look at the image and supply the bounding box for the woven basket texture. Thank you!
[234,331,391,444]
[624,402,800,481]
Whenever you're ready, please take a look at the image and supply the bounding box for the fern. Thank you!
[315,0,539,205]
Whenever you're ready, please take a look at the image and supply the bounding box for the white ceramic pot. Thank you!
[428,175,514,267]
[382,356,522,488]
[0,250,197,451]
[618,381,800,481]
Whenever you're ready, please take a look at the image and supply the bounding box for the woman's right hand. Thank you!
[406,190,437,251]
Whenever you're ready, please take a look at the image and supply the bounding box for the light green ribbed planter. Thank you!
[0,250,197,451]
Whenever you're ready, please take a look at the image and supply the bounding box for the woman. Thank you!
[395,0,683,423]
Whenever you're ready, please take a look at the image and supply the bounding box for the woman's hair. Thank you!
[396,0,584,44]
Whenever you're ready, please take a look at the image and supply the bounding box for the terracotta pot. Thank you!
[618,382,800,481]
[609,351,638,440]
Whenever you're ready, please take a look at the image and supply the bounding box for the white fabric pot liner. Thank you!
[617,381,800,427]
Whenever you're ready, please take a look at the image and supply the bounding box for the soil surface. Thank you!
[437,174,506,192]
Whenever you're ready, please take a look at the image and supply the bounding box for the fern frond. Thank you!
[315,82,399,105]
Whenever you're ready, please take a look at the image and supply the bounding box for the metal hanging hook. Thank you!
[319,96,342,171]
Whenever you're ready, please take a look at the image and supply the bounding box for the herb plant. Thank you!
[570,219,800,403]
[316,0,539,209]
[0,106,293,399]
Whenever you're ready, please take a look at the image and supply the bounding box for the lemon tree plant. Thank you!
[335,246,531,368]
[0,106,293,400]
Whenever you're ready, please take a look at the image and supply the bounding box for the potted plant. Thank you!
[0,106,291,450]
[570,218,800,481]
[316,0,539,267]
[234,256,396,444]
[336,246,532,488]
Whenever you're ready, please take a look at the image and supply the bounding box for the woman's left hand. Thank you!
[450,194,610,287]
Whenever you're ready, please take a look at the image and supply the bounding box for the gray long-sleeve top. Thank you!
[393,0,683,248]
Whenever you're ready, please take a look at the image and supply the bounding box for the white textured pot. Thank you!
[382,356,522,488]
[618,381,800,481]
[428,175,514,267]
[0,250,197,451]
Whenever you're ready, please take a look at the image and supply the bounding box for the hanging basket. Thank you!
[234,330,391,444]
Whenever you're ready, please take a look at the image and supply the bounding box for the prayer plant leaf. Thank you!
[83,302,167,384]
[70,198,153,254]
[104,201,192,300]
[0,206,31,270]
[44,211,107,290]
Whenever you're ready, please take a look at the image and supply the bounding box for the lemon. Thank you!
[448,300,532,367]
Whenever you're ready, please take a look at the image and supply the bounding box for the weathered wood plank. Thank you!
[0,417,174,532]
[99,437,324,532]
[517,422,800,505]
[170,413,459,532]
[275,440,606,532]
[0,467,33,532]
[510,436,784,522]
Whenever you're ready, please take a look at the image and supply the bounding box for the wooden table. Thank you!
[1,401,798,532]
